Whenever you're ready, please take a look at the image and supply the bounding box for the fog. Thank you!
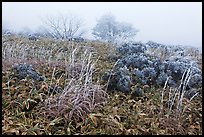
[2,2,202,48]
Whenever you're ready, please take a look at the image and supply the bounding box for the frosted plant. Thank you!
[117,42,146,55]
[117,75,131,93]
[156,71,168,86]
[134,68,144,78]
[103,41,202,96]
[12,63,44,81]
[188,74,202,89]
[143,67,157,79]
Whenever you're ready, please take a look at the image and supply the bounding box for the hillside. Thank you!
[2,35,202,135]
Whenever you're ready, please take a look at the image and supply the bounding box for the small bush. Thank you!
[103,41,202,97]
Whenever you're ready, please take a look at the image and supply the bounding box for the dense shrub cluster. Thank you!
[103,42,202,97]
[146,41,201,58]
[117,42,146,55]
[158,56,202,88]
[102,66,131,93]
[12,63,45,81]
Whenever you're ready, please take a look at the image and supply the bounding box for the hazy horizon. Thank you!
[2,2,202,48]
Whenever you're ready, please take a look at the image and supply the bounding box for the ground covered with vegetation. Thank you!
[2,35,202,135]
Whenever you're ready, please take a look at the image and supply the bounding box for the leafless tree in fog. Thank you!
[92,14,139,44]
[41,14,86,40]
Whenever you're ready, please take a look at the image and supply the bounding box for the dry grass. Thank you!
[2,35,202,135]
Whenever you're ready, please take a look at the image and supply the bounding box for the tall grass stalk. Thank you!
[176,67,192,117]
[159,77,169,116]
[162,66,197,119]
[40,46,108,124]
[105,59,120,92]
[48,67,56,96]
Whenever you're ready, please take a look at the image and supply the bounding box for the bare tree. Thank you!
[116,22,138,43]
[92,14,139,44]
[41,14,86,40]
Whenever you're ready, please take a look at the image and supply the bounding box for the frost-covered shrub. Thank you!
[156,71,168,86]
[188,74,202,89]
[116,53,152,70]
[152,57,163,73]
[143,67,157,79]
[117,74,131,93]
[133,67,158,85]
[133,86,143,97]
[145,41,201,60]
[134,68,144,79]
[146,41,164,49]
[155,71,177,88]
[103,41,202,96]
[12,63,44,81]
[161,57,202,88]
[164,61,186,81]
[117,42,146,55]
[102,66,131,93]
[133,68,146,85]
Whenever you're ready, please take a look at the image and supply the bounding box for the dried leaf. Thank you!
[48,117,62,126]
[139,113,146,116]
[6,129,19,135]
[89,114,97,126]
[92,113,103,117]
[2,82,6,87]
[76,122,84,128]
[112,107,118,116]
[26,101,30,110]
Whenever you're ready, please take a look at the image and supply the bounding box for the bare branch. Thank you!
[40,14,85,40]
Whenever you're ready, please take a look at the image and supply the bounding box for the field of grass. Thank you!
[2,35,202,135]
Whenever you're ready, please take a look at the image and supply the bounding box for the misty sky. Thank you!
[2,2,202,48]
